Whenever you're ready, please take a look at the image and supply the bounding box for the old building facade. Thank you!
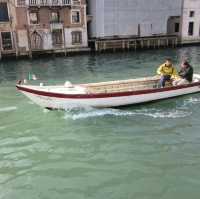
[181,0,200,43]
[87,0,183,39]
[16,0,88,56]
[0,0,88,58]
[1,0,200,58]
[87,0,200,51]
[0,0,18,58]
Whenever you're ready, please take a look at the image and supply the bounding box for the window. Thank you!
[51,11,60,23]
[188,22,194,36]
[1,32,13,50]
[0,3,9,22]
[174,23,180,33]
[189,11,195,17]
[31,31,42,49]
[29,11,39,24]
[72,31,82,44]
[52,29,63,46]
[72,11,80,23]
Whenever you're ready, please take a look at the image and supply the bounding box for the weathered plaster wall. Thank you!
[181,0,200,43]
[88,0,182,38]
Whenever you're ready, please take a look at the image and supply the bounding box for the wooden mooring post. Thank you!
[127,41,130,51]
[122,40,125,50]
[166,39,169,47]
[147,40,150,48]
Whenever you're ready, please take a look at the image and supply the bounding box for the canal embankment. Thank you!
[1,35,200,60]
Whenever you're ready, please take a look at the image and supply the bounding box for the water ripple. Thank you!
[183,97,200,105]
[0,106,17,112]
[1,48,200,199]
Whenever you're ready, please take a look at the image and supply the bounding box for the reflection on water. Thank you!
[0,47,200,199]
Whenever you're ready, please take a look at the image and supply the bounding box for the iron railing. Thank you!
[28,0,71,6]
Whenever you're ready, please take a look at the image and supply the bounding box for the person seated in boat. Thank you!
[157,58,178,87]
[173,60,194,86]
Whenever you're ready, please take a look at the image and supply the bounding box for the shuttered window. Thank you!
[29,12,39,24]
[72,31,82,44]
[52,29,63,45]
[0,3,9,22]
[1,32,13,50]
[188,22,194,36]
[51,11,60,23]
[72,11,80,23]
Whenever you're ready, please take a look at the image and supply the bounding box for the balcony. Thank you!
[72,0,80,5]
[28,0,72,7]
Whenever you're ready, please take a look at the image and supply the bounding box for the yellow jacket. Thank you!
[157,63,179,79]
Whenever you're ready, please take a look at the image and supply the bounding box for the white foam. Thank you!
[63,107,191,120]
[184,97,200,105]
[28,101,34,105]
[43,108,50,114]
[141,110,192,119]
[0,106,17,112]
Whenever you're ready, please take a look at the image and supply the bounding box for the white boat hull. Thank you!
[17,82,200,109]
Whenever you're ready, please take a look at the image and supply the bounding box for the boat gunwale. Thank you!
[16,82,200,99]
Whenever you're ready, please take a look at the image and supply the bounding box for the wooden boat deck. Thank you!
[84,76,161,94]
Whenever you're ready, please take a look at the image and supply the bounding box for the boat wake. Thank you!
[0,106,17,112]
[183,97,200,105]
[63,106,192,120]
[41,96,199,120]
[62,96,200,120]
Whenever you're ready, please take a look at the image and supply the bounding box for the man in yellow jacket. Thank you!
[157,58,178,87]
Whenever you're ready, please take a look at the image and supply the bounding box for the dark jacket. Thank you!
[179,65,193,82]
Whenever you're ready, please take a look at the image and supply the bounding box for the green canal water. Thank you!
[0,47,200,199]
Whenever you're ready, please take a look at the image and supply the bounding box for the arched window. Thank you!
[31,31,43,49]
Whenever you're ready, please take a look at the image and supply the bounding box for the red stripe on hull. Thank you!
[16,83,200,99]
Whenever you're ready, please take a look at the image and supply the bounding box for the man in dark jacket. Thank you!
[173,61,193,86]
